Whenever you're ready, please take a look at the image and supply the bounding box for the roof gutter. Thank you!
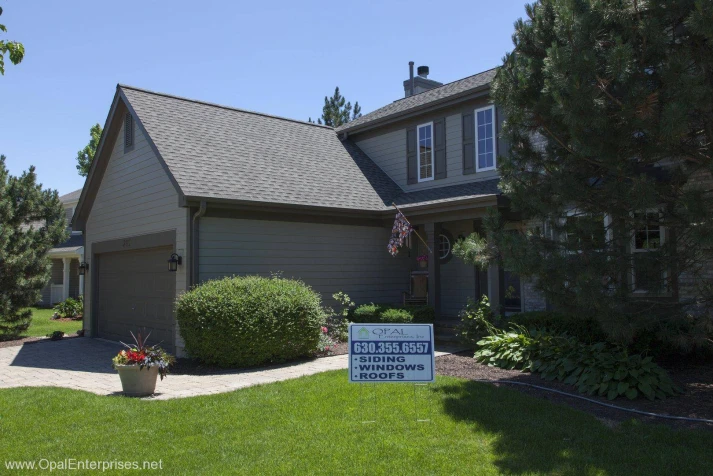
[183,192,500,222]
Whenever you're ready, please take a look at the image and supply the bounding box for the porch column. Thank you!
[425,222,441,317]
[487,262,501,315]
[78,253,84,297]
[62,257,70,301]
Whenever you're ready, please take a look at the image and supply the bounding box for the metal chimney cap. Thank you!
[417,65,429,78]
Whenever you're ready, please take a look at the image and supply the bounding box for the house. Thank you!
[73,64,545,355]
[39,188,85,307]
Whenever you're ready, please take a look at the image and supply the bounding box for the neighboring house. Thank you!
[39,189,85,307]
[72,64,539,355]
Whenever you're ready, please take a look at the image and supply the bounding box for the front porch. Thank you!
[395,199,541,322]
[39,238,85,307]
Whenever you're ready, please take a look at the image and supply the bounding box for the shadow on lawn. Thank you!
[432,380,708,475]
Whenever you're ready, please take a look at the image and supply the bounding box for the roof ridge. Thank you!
[118,84,335,130]
[391,66,500,104]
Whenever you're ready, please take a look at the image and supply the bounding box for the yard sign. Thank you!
[348,323,435,383]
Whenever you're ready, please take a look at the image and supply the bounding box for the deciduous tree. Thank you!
[75,123,103,177]
[0,5,25,75]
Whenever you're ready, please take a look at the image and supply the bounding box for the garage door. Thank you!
[96,246,176,352]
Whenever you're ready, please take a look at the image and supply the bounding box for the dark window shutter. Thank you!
[462,112,475,175]
[124,113,134,149]
[434,118,447,180]
[406,127,417,185]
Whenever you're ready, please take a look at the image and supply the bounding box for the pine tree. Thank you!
[454,0,713,349]
[0,156,68,336]
[75,123,103,177]
[319,87,362,127]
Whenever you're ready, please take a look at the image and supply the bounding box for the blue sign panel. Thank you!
[348,324,435,383]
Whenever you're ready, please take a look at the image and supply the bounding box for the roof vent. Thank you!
[417,66,429,78]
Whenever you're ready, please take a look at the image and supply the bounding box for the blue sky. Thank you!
[1,0,527,196]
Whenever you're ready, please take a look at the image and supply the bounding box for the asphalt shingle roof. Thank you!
[122,86,402,211]
[51,233,84,252]
[59,188,82,203]
[119,85,501,214]
[336,68,498,133]
[393,179,500,208]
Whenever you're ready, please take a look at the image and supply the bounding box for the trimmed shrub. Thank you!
[350,303,434,324]
[352,303,385,323]
[407,305,436,323]
[176,276,326,367]
[380,308,412,323]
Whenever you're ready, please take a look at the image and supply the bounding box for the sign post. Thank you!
[349,323,435,422]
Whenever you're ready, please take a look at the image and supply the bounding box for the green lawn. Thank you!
[0,372,710,475]
[18,307,82,338]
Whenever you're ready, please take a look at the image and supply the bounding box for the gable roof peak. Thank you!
[117,84,334,131]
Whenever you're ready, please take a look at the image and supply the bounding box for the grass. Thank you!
[13,308,82,339]
[0,371,711,475]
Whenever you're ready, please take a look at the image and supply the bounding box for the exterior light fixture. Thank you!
[168,253,182,272]
[78,261,89,276]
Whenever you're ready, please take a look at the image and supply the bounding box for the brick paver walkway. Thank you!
[0,338,464,400]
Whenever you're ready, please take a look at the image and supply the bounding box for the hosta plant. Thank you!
[475,326,682,400]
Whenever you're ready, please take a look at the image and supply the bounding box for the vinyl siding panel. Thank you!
[199,217,412,307]
[354,112,500,192]
[84,117,188,348]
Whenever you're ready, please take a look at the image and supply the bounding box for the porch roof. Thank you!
[393,179,500,209]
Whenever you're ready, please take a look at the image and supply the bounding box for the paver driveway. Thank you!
[0,338,348,399]
[0,337,464,400]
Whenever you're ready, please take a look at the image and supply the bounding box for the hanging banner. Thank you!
[348,323,435,383]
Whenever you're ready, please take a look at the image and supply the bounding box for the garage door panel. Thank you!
[96,245,175,352]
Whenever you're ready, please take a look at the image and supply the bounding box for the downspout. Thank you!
[191,201,207,287]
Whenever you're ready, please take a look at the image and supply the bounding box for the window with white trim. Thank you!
[417,122,434,182]
[475,105,496,171]
[631,210,666,292]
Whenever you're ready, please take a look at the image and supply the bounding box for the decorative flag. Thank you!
[387,212,412,256]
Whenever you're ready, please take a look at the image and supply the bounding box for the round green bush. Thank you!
[176,275,325,367]
[380,308,412,323]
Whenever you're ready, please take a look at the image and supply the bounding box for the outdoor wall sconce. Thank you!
[78,261,89,276]
[168,253,182,272]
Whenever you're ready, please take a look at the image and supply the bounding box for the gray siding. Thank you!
[198,217,412,308]
[84,115,188,349]
[69,260,79,298]
[439,220,476,317]
[354,105,506,192]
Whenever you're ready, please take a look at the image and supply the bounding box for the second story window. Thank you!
[417,122,434,182]
[475,105,496,172]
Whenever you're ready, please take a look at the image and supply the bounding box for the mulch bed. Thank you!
[0,333,82,349]
[436,351,713,431]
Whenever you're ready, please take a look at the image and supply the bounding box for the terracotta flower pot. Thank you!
[115,364,159,397]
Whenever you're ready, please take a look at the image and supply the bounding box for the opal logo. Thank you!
[357,327,370,339]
